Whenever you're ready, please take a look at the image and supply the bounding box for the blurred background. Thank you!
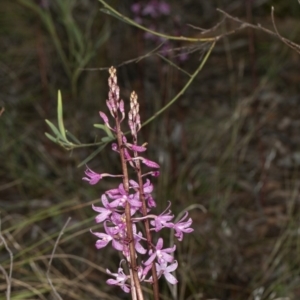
[1,0,300,299]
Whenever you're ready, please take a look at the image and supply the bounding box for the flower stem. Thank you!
[115,118,144,300]
[133,143,159,300]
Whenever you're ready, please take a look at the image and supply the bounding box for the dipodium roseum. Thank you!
[83,67,193,300]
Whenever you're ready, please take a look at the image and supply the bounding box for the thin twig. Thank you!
[142,40,216,128]
[80,43,166,71]
[217,8,300,54]
[46,217,71,300]
[80,43,204,76]
[187,17,226,35]
[270,7,300,53]
[98,0,216,42]
[156,54,192,77]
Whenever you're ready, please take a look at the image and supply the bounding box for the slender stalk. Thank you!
[115,118,144,300]
[128,89,160,299]
[142,40,216,128]
[132,138,159,300]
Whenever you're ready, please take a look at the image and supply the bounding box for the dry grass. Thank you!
[1,0,300,299]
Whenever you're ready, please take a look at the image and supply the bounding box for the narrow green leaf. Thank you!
[59,140,74,151]
[94,124,114,138]
[45,119,64,139]
[101,136,114,143]
[94,124,107,130]
[100,8,132,25]
[66,131,81,144]
[57,90,67,139]
[77,143,107,168]
[45,132,59,144]
[105,128,114,138]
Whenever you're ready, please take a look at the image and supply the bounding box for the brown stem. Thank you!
[115,119,144,300]
[133,138,159,300]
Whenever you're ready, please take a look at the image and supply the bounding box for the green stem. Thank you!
[98,0,216,42]
[142,41,216,128]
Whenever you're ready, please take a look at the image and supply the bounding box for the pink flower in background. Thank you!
[131,1,189,62]
[142,0,170,17]
[132,1,170,18]
[131,2,141,14]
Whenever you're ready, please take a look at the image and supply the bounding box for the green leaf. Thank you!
[57,90,67,139]
[45,132,59,144]
[101,136,113,143]
[94,124,115,138]
[45,119,64,140]
[77,143,107,167]
[104,126,114,138]
[94,124,107,130]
